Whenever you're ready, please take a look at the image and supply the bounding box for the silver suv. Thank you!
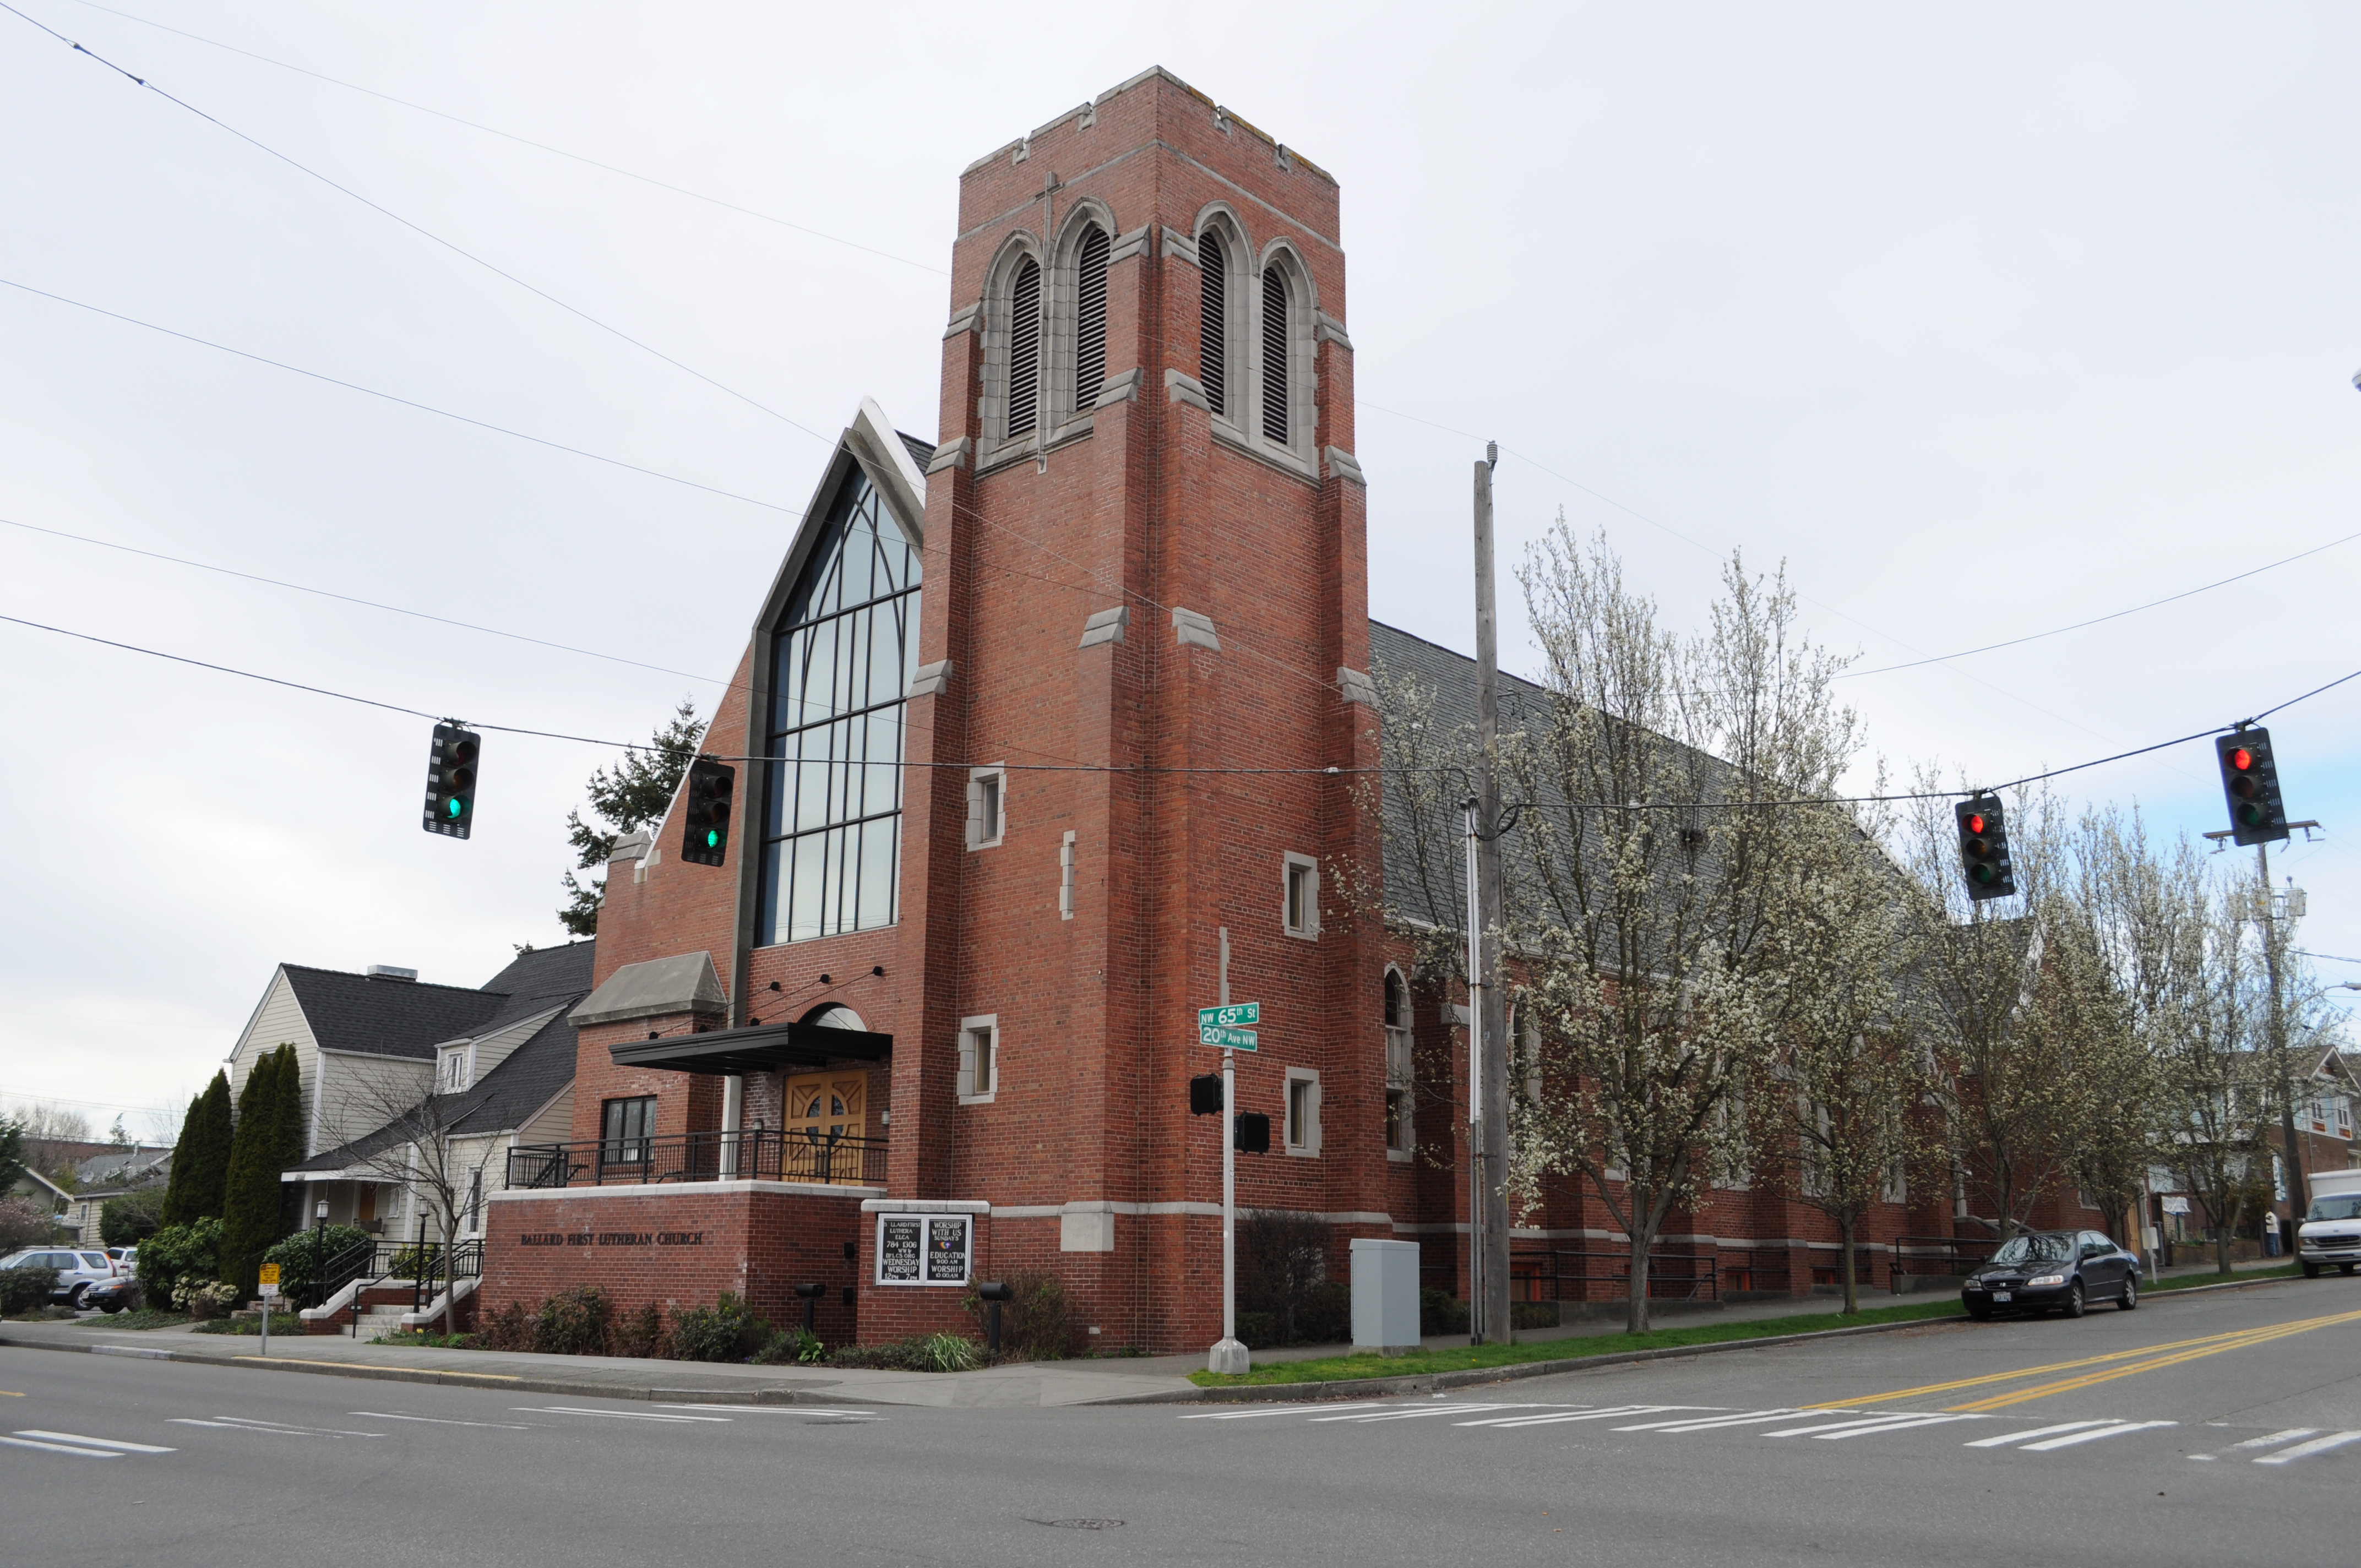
[0,1248,119,1308]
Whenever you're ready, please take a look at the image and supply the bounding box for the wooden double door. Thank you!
[782,1071,869,1184]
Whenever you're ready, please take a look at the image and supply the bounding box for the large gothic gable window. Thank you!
[758,470,921,946]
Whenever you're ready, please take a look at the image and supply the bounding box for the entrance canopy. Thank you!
[608,1016,891,1077]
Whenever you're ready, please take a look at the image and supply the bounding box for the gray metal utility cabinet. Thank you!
[1351,1238,1421,1355]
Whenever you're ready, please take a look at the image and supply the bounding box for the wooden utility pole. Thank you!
[1470,445,1512,1343]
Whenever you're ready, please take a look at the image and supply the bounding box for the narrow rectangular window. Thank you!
[1385,1088,1410,1154]
[967,766,1005,849]
[1074,225,1109,409]
[1008,258,1041,438]
[1198,231,1226,415]
[1059,830,1076,920]
[1285,1070,1321,1156]
[959,1016,999,1103]
[1261,266,1290,443]
[1282,853,1319,938]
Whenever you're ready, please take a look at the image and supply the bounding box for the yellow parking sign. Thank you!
[258,1264,280,1287]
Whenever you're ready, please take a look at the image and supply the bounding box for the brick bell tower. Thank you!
[901,67,1384,1350]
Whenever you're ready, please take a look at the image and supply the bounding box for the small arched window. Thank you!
[1383,967,1414,1153]
[1198,231,1227,416]
[1383,970,1408,1028]
[1007,257,1041,439]
[1260,266,1290,443]
[1074,225,1110,410]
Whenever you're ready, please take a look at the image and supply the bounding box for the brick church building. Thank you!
[480,67,2060,1352]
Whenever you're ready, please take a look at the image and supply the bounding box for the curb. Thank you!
[1112,1272,2315,1406]
[0,1334,874,1405]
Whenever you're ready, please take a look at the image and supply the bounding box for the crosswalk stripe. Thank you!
[1313,1404,1526,1423]
[1764,1413,1943,1439]
[1458,1405,1700,1429]
[1964,1420,2114,1448]
[1614,1410,1809,1433]
[1180,1403,1384,1420]
[2018,1420,2176,1452]
[15,1429,176,1453]
[2254,1430,2361,1466]
[2226,1428,2319,1452]
[1806,1414,1974,1441]
[0,1434,121,1457]
[512,1406,730,1423]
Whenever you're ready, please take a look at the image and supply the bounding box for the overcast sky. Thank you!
[4,2,2358,1133]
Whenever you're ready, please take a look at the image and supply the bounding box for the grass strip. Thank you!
[74,1309,190,1331]
[2148,1262,2300,1293]
[1189,1299,1967,1387]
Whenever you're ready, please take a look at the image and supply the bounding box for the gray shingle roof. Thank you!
[287,943,593,1174]
[280,966,504,1059]
[897,430,937,472]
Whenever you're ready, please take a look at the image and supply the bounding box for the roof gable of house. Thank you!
[280,965,505,1060]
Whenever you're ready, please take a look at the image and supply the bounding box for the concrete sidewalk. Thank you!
[8,1262,2294,1408]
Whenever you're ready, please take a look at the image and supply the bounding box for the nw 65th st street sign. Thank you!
[1198,1003,1260,1028]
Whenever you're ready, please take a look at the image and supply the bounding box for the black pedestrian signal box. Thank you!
[2216,729,2289,847]
[679,756,736,867]
[1189,1074,1225,1115]
[422,723,481,840]
[1234,1112,1270,1153]
[1954,794,2015,901]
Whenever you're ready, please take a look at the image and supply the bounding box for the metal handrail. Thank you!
[1889,1234,1996,1289]
[1520,1248,1722,1303]
[504,1128,887,1191]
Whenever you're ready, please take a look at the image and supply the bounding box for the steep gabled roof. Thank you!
[280,966,503,1059]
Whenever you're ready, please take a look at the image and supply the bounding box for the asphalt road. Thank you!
[8,1277,2359,1567]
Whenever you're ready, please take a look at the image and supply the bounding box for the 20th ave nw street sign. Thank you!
[1200,1025,1258,1050]
[1198,1003,1260,1028]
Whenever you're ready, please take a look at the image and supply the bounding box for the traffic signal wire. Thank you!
[58,0,951,278]
[7,606,2356,800]
[1,1,2336,738]
[0,277,803,518]
[0,2,838,450]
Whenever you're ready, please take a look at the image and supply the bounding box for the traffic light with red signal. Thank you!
[1954,794,2015,901]
[422,722,480,839]
[678,756,736,867]
[2215,728,2289,847]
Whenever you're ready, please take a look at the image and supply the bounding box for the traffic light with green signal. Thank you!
[422,723,480,839]
[679,756,736,867]
[1954,794,2015,901]
[2216,729,2289,847]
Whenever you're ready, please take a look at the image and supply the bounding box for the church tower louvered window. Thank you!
[1074,225,1110,410]
[1198,231,1226,416]
[1007,257,1041,438]
[1261,266,1290,444]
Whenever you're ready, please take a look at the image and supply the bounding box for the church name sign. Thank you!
[519,1232,708,1247]
[874,1213,972,1286]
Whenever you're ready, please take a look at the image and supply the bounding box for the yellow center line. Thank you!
[1806,1305,2361,1411]
[1947,1309,2361,1412]
[0,1390,23,1397]
[1802,1325,2269,1408]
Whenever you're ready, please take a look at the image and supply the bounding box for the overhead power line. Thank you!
[3,3,838,448]
[6,608,2355,806]
[64,0,950,276]
[0,276,802,516]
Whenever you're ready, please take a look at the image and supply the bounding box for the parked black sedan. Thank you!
[1962,1229,2141,1320]
[79,1274,141,1314]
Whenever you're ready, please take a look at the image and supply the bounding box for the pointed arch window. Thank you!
[1007,257,1041,439]
[1261,266,1291,444]
[1073,225,1110,411]
[758,471,922,946]
[1198,231,1227,416]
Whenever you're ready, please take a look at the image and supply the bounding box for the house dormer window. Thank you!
[440,1045,470,1092]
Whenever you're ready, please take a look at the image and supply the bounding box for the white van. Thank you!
[2297,1169,2361,1278]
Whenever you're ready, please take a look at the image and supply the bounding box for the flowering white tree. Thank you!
[1506,525,1868,1332]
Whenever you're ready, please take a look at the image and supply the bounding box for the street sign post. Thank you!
[257,1265,280,1356]
[1199,1025,1258,1050]
[1205,947,1251,1376]
[1197,1003,1260,1029]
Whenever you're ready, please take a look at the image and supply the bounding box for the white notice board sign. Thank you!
[874,1213,972,1286]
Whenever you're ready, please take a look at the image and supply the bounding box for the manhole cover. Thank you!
[1031,1519,1125,1531]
